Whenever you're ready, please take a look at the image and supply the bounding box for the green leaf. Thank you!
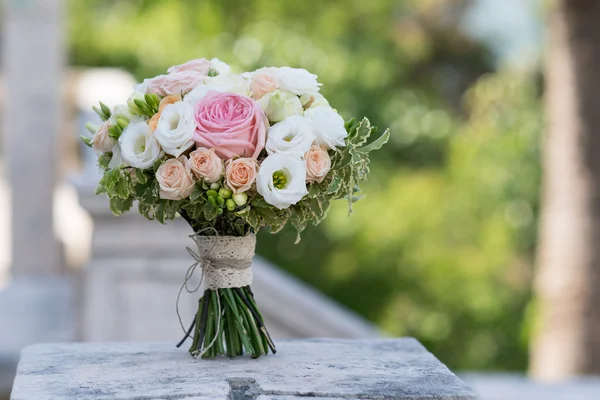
[109,195,133,216]
[358,128,390,153]
[98,153,112,169]
[190,185,204,203]
[135,168,149,184]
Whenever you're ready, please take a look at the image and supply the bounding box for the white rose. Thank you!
[210,58,231,75]
[91,121,116,154]
[119,120,163,169]
[257,90,303,123]
[275,67,321,96]
[266,116,315,157]
[256,154,308,209]
[154,101,195,157]
[304,106,347,149]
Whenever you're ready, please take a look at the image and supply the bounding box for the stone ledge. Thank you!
[11,338,475,400]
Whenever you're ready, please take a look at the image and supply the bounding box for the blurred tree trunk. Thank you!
[530,0,600,380]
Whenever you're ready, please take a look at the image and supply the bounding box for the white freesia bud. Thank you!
[304,106,347,149]
[275,67,321,96]
[109,104,135,125]
[154,101,195,157]
[127,91,146,115]
[257,90,303,123]
[256,154,308,209]
[266,116,315,157]
[119,120,163,169]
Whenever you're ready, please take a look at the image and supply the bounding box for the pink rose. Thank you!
[156,156,196,200]
[304,145,331,183]
[136,75,167,96]
[193,91,267,159]
[189,148,223,183]
[168,58,212,75]
[91,121,116,154]
[225,158,258,194]
[161,71,206,96]
[251,68,279,100]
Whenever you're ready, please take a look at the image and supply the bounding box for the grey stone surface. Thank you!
[11,339,475,399]
[0,276,76,396]
[461,373,600,400]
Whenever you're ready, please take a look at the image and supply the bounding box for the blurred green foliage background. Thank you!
[69,0,542,370]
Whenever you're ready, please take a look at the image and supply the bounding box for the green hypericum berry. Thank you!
[218,187,232,199]
[206,189,218,198]
[272,170,288,189]
[216,196,225,207]
[208,196,218,207]
[225,199,236,211]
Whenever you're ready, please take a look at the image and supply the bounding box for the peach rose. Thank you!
[91,121,116,154]
[156,156,196,200]
[148,95,181,131]
[304,145,331,183]
[225,158,258,194]
[189,148,223,183]
[251,68,279,100]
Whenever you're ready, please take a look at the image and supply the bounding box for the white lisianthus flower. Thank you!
[266,116,315,157]
[275,67,321,95]
[119,120,163,169]
[154,102,195,157]
[304,106,347,149]
[210,58,231,75]
[108,143,124,169]
[300,92,329,109]
[257,90,303,123]
[256,154,308,209]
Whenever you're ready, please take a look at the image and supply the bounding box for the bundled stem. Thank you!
[179,286,276,359]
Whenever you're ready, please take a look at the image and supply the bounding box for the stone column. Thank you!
[2,0,64,276]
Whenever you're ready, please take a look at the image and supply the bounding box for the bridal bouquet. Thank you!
[81,57,389,359]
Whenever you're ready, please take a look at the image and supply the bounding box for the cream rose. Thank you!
[304,145,331,183]
[189,148,223,183]
[251,68,279,99]
[91,121,116,154]
[225,158,258,194]
[156,156,196,201]
[257,90,303,123]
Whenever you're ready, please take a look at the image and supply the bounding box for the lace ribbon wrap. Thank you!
[194,234,256,290]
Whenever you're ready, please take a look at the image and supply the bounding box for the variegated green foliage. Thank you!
[95,117,389,239]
